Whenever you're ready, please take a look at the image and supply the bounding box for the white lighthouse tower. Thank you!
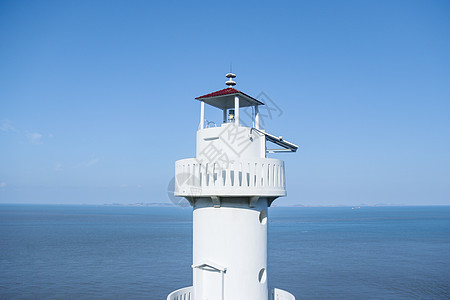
[168,73,297,300]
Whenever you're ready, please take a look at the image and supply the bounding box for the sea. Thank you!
[0,205,449,299]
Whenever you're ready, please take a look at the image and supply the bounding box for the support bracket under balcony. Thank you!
[249,196,259,208]
[211,196,221,208]
[185,197,194,206]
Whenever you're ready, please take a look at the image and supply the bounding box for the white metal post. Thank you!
[255,105,260,129]
[200,101,205,129]
[234,96,239,126]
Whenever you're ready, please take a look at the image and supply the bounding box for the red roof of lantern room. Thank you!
[196,87,239,99]
[195,87,264,109]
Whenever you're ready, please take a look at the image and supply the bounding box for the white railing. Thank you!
[272,288,296,300]
[167,286,294,300]
[167,286,193,300]
[174,158,286,197]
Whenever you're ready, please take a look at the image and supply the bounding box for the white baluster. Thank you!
[243,162,249,188]
[273,163,278,188]
[263,163,268,187]
[250,162,254,188]
[200,163,204,187]
[205,163,210,187]
[224,163,231,187]
[217,162,223,187]
[233,161,239,187]
[255,162,260,188]
[211,163,216,187]
[269,163,273,187]
[188,164,193,186]
[195,163,200,187]
[276,163,280,188]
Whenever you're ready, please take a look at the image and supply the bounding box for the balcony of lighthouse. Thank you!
[167,286,295,300]
[174,157,286,199]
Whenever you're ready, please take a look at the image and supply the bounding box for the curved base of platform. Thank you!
[167,286,295,300]
[167,286,193,300]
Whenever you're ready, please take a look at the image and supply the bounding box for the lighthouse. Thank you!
[167,73,297,300]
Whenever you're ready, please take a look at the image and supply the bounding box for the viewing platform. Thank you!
[167,286,295,300]
[174,157,286,199]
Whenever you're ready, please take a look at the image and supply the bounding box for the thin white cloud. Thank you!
[0,182,7,188]
[26,132,43,145]
[1,120,47,145]
[86,158,99,167]
[0,120,16,132]
[74,157,100,169]
[54,163,63,171]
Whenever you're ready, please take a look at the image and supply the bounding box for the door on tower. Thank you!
[193,262,226,300]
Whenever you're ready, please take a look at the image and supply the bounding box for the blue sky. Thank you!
[1,0,449,206]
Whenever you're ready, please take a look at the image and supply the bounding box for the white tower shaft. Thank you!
[193,198,268,300]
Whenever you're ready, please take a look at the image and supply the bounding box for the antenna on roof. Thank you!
[225,72,236,87]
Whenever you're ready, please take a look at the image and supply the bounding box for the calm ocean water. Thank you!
[0,205,449,299]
